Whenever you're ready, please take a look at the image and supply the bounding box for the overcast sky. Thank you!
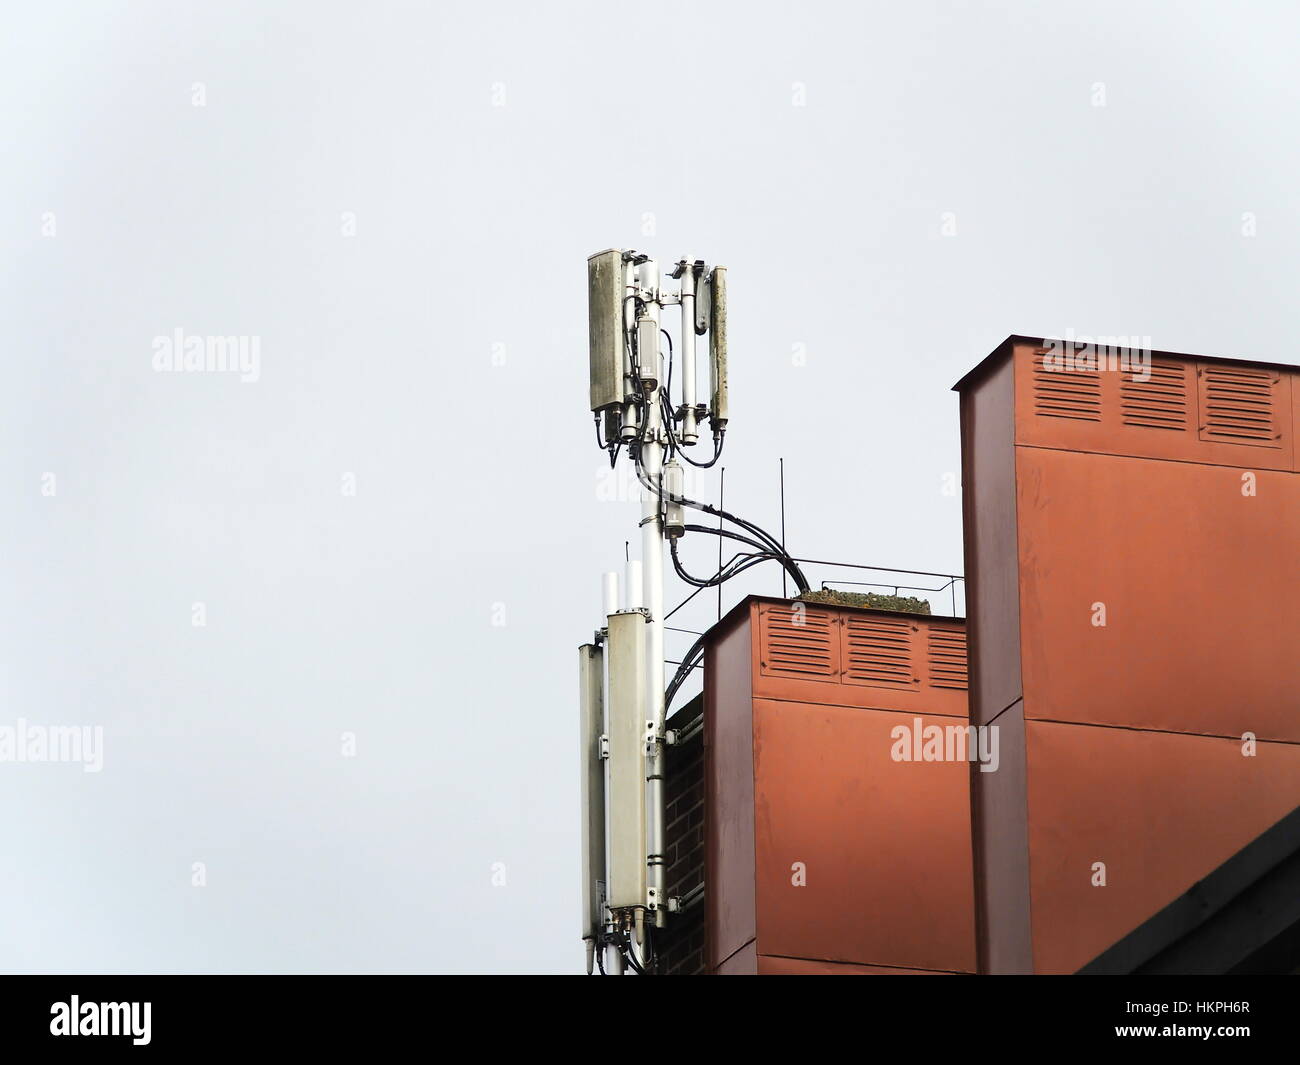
[3,1,1297,973]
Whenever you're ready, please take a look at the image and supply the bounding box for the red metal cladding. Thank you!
[704,605,757,973]
[752,696,976,973]
[1016,446,1300,741]
[1024,721,1300,974]
[705,597,976,975]
[957,336,1300,974]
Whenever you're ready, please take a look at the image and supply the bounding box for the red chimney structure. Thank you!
[955,336,1300,973]
[699,596,976,974]
[593,332,1300,977]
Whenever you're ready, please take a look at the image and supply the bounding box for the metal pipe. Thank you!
[639,263,668,927]
[680,258,698,444]
[780,457,787,598]
[620,255,639,441]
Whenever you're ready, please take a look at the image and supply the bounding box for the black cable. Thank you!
[620,929,645,975]
[595,414,624,469]
[665,539,795,712]
[657,307,724,469]
[667,427,724,468]
[619,293,651,455]
[632,455,798,574]
[630,450,807,595]
[665,539,807,708]
[684,523,775,556]
[679,523,809,594]
[665,631,708,710]
[661,381,724,469]
[671,536,775,589]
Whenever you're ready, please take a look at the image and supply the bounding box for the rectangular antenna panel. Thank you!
[578,643,606,941]
[709,266,729,428]
[587,249,625,412]
[605,611,647,910]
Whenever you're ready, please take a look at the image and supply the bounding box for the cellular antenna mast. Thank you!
[578,248,806,975]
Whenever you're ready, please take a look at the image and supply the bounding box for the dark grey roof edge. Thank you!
[1078,802,1300,974]
[952,334,1300,394]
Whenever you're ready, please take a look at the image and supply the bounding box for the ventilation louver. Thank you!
[759,605,836,679]
[1121,359,1189,432]
[1032,350,1101,422]
[842,615,916,689]
[927,627,968,690]
[1198,366,1282,446]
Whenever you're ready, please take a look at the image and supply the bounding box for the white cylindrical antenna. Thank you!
[603,572,619,618]
[679,258,699,444]
[624,559,643,611]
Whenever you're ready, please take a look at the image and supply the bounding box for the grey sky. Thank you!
[2,1,1296,973]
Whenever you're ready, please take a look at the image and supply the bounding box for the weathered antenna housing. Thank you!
[708,266,728,432]
[587,249,626,413]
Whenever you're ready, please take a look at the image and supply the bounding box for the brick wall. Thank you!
[655,694,706,975]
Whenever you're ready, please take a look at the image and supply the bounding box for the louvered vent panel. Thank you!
[1198,366,1282,446]
[1121,359,1188,432]
[760,606,835,679]
[927,627,968,690]
[1032,350,1101,422]
[842,616,916,689]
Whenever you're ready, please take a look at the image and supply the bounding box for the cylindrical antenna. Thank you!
[625,559,643,611]
[603,572,620,618]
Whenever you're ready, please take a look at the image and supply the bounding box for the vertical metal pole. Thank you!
[718,467,725,621]
[620,259,638,441]
[638,259,668,927]
[680,259,698,445]
[780,457,788,598]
